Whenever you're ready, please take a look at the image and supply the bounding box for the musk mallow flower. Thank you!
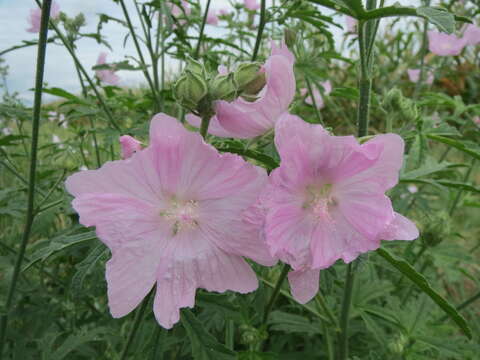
[345,16,357,33]
[187,40,295,138]
[407,69,434,85]
[462,24,480,46]
[206,11,219,25]
[244,0,260,11]
[27,1,60,33]
[300,81,332,109]
[119,135,142,159]
[428,30,466,56]
[258,113,418,304]
[66,113,275,329]
[95,52,120,85]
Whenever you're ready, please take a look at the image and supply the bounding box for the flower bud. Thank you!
[284,28,297,48]
[383,88,418,123]
[173,70,208,111]
[184,56,205,76]
[239,325,267,347]
[234,62,262,91]
[421,211,451,247]
[210,73,237,101]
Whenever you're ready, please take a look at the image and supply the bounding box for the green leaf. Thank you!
[416,7,455,33]
[48,327,108,360]
[22,231,97,272]
[426,134,480,160]
[269,311,320,335]
[0,134,28,146]
[181,309,236,360]
[330,87,359,100]
[42,87,89,105]
[376,248,472,339]
[70,243,108,297]
[216,146,279,171]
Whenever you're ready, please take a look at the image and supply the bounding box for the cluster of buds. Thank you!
[383,87,419,124]
[173,57,266,115]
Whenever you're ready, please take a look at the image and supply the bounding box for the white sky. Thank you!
[0,0,422,103]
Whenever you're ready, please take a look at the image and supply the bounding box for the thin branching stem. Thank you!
[252,0,267,61]
[0,0,52,355]
[194,0,211,59]
[262,263,290,325]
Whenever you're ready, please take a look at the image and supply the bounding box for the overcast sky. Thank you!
[0,0,421,104]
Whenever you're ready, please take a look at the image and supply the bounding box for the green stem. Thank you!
[251,0,267,61]
[225,320,234,350]
[337,263,355,360]
[262,263,290,325]
[119,0,159,109]
[199,113,212,139]
[0,0,52,355]
[119,291,153,360]
[449,159,476,216]
[305,77,325,126]
[413,15,429,98]
[315,292,338,329]
[439,290,480,322]
[322,320,335,360]
[194,0,211,59]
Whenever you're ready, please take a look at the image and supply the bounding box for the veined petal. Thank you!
[288,268,320,304]
[153,231,258,329]
[380,212,419,241]
[185,113,236,138]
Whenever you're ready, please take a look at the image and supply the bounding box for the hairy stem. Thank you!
[0,0,52,355]
[337,263,355,360]
[194,0,211,59]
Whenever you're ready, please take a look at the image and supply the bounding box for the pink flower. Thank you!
[300,81,332,109]
[462,24,480,46]
[119,135,142,159]
[219,8,231,16]
[27,1,60,33]
[206,11,219,25]
[259,114,418,304]
[345,16,357,33]
[428,31,466,56]
[95,52,120,86]
[473,116,480,126]
[407,69,434,85]
[244,0,260,11]
[166,0,191,27]
[187,40,295,138]
[66,113,275,329]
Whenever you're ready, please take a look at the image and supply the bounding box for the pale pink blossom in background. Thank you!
[462,24,480,46]
[95,52,120,86]
[119,135,142,159]
[407,69,434,85]
[188,40,296,138]
[206,11,219,25]
[300,81,332,109]
[345,16,357,33]
[218,65,229,75]
[27,1,60,33]
[2,127,12,135]
[257,114,418,304]
[66,114,275,329]
[166,0,191,27]
[219,8,231,16]
[428,31,466,56]
[473,116,480,126]
[244,0,260,11]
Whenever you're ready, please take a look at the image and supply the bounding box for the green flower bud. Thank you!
[421,211,451,247]
[284,28,297,48]
[234,62,262,91]
[210,73,237,101]
[184,56,205,76]
[74,13,86,28]
[242,71,266,96]
[387,333,408,355]
[239,325,268,347]
[173,70,208,111]
[383,87,418,123]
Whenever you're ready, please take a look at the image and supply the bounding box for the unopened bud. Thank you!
[173,71,208,111]
[234,62,262,90]
[242,70,266,96]
[185,56,205,76]
[421,211,451,247]
[383,87,418,123]
[284,28,297,48]
[210,73,237,101]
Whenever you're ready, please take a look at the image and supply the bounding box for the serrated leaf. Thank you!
[269,311,320,335]
[417,7,455,33]
[70,243,108,297]
[181,309,236,360]
[376,248,472,339]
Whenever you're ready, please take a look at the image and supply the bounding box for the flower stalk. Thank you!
[0,0,53,355]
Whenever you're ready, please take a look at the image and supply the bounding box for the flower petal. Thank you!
[288,268,320,304]
[153,231,258,329]
[185,113,236,138]
[380,212,419,241]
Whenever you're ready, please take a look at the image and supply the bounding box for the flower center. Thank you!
[160,198,199,236]
[303,184,335,221]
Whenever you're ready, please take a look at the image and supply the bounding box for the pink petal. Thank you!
[153,232,258,329]
[71,193,166,317]
[244,0,260,11]
[463,24,480,46]
[119,135,142,159]
[288,268,320,304]
[379,212,419,241]
[428,30,466,56]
